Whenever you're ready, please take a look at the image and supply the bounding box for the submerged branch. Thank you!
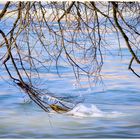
[17,81,74,113]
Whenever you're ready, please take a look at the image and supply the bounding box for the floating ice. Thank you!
[67,103,123,118]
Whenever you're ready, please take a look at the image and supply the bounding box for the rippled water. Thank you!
[0,46,140,138]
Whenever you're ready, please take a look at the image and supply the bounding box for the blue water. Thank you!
[0,5,140,137]
[0,47,140,138]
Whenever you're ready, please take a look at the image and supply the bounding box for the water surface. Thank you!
[0,47,140,138]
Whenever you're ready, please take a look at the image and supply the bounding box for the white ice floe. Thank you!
[67,103,123,118]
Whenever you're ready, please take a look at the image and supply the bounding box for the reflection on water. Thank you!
[0,48,140,138]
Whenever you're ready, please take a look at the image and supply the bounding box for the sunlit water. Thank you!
[0,46,140,138]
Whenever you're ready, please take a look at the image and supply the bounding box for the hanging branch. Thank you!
[128,57,140,78]
[58,2,75,22]
[0,1,10,20]
[112,2,140,64]
[0,1,140,113]
[112,2,140,78]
